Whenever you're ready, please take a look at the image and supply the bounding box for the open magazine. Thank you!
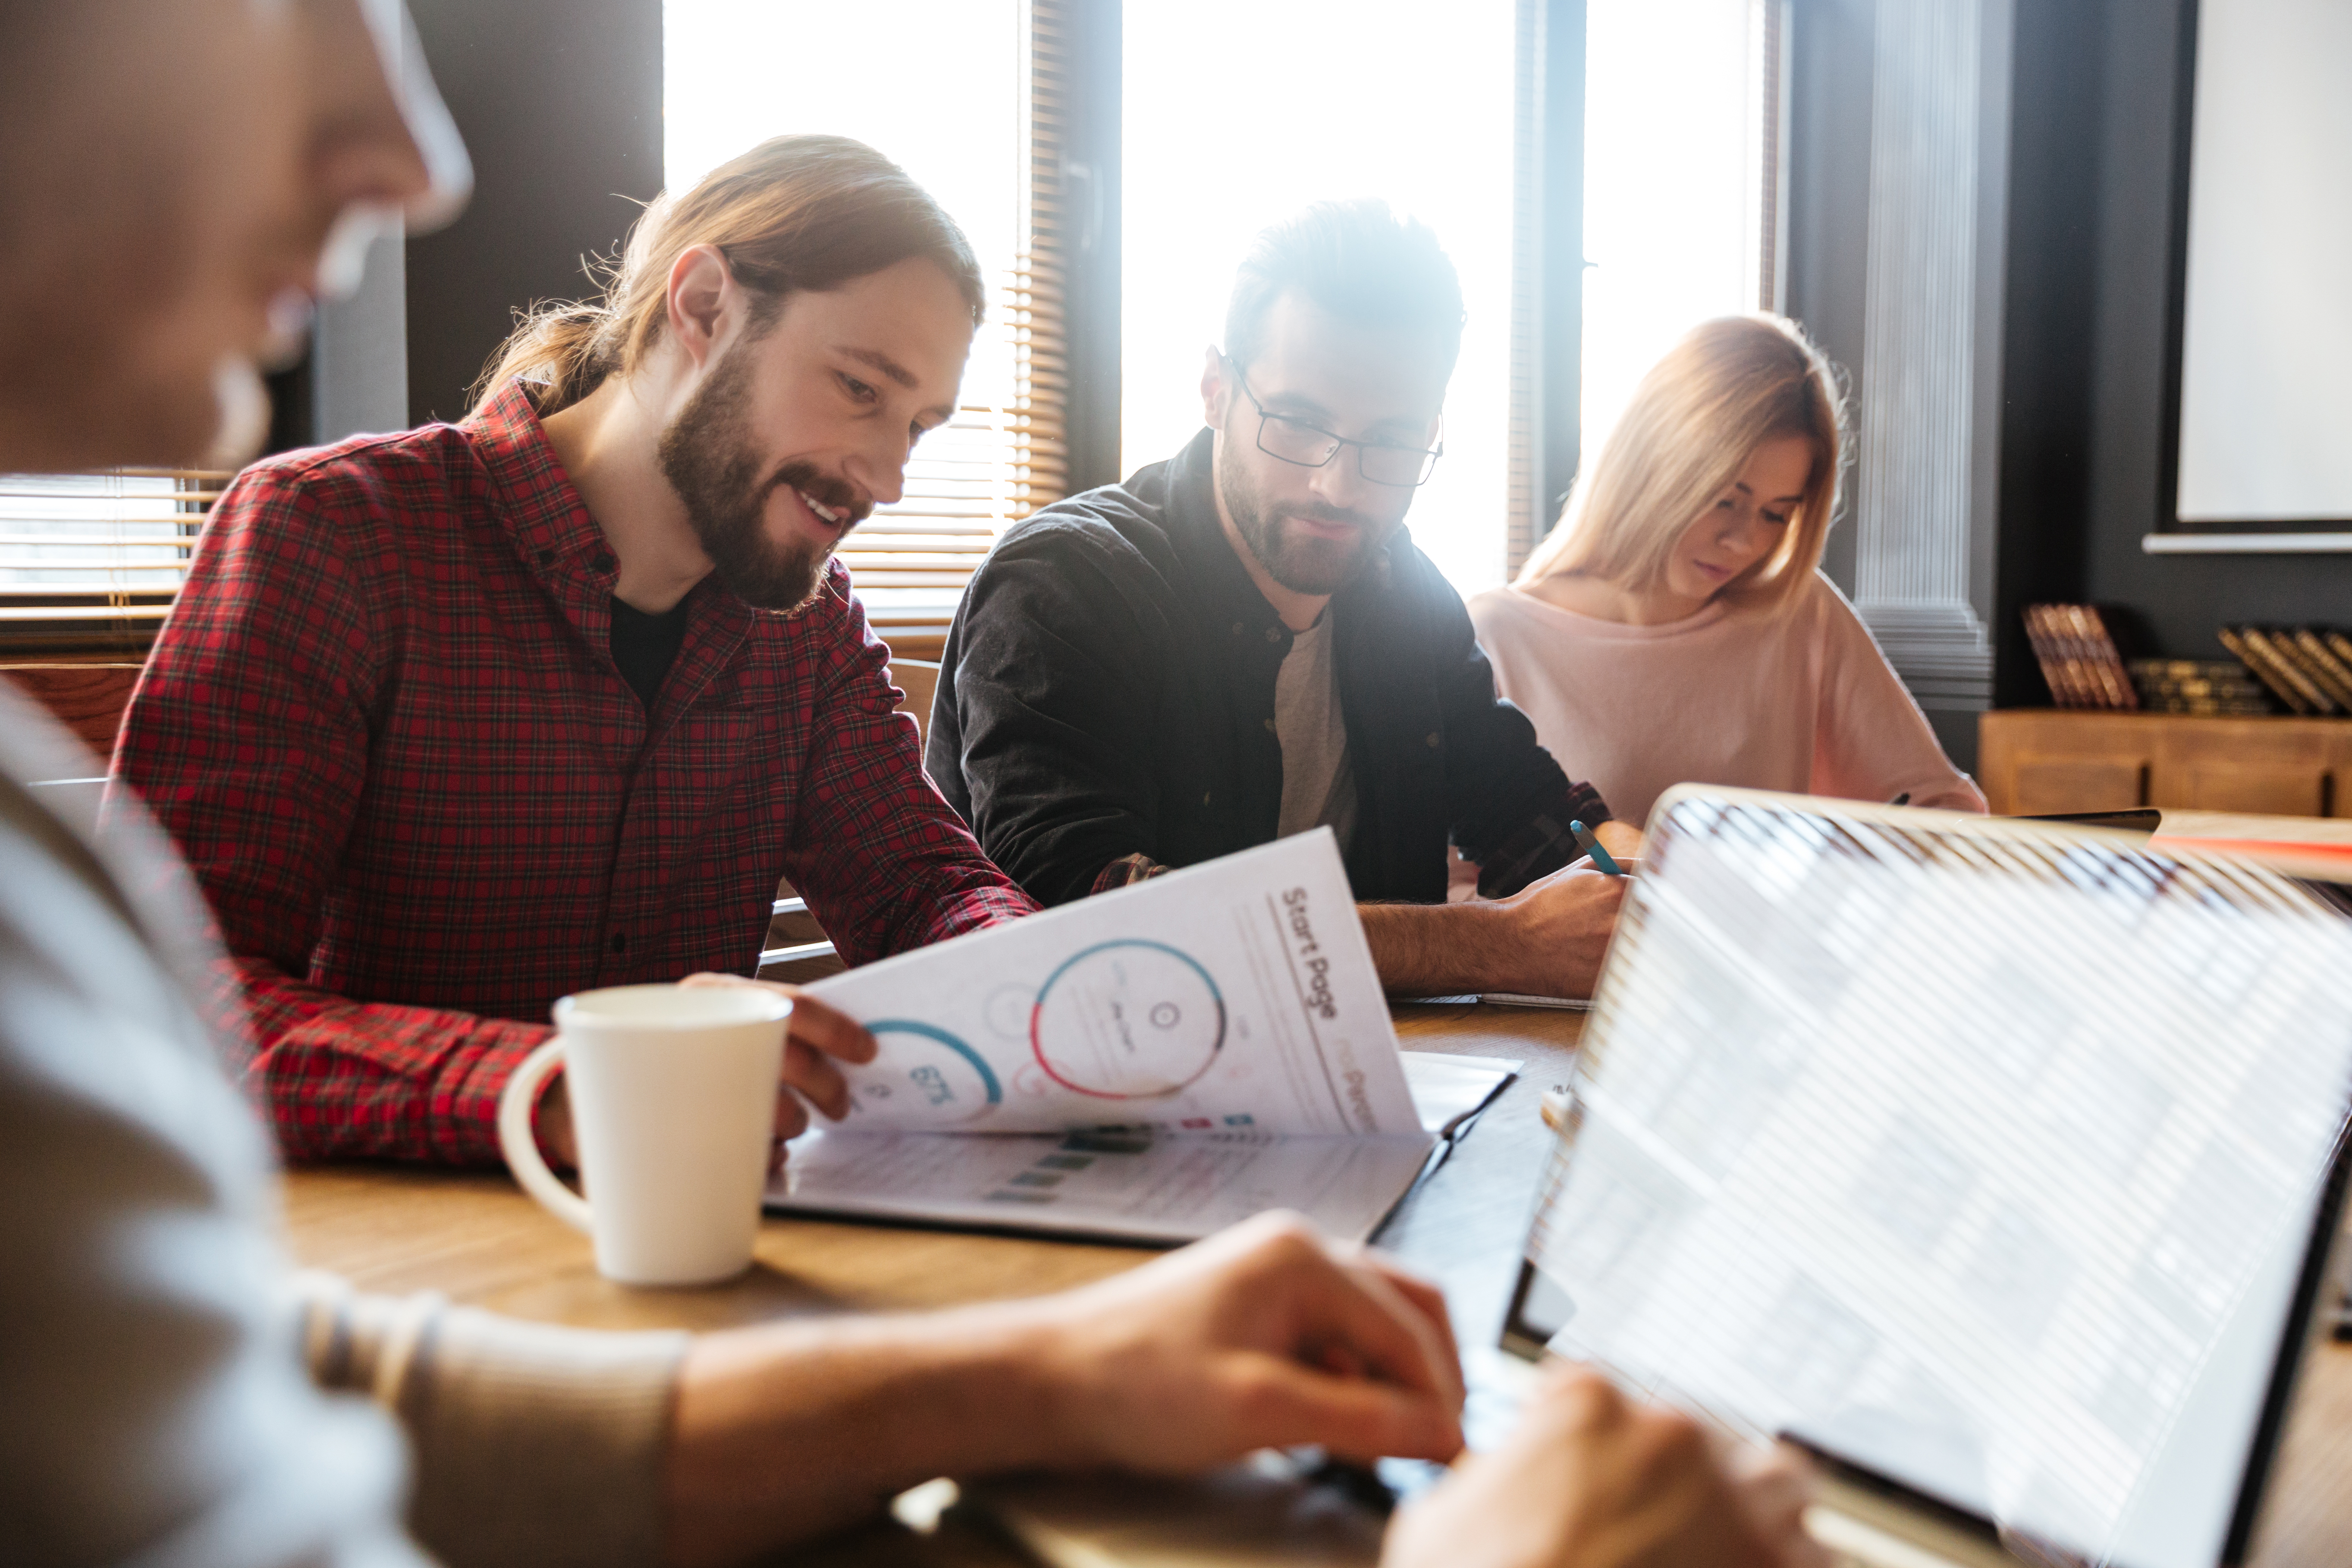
[767,831,1517,1244]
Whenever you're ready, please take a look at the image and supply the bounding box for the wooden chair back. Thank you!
[889,659,942,754]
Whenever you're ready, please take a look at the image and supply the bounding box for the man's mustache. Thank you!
[1280,503,1383,534]
[769,462,873,528]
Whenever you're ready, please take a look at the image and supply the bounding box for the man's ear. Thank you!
[665,244,733,372]
[1200,346,1229,427]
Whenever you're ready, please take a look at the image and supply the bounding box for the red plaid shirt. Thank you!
[110,380,1036,1165]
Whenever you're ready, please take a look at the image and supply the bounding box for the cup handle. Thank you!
[496,1039,593,1235]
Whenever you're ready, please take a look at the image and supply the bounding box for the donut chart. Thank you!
[1029,940,1226,1098]
[854,1020,1003,1126]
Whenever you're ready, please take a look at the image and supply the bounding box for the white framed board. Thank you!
[2173,0,2352,533]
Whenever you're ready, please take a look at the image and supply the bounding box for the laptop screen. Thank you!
[1503,790,2352,1568]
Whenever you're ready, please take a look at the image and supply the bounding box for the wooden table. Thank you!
[281,1002,2352,1567]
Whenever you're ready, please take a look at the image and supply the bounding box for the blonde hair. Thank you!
[1518,314,1846,612]
[470,134,984,417]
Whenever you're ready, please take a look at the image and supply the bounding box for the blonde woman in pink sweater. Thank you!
[1468,315,1984,828]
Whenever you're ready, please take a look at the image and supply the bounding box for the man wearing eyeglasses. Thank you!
[932,201,1637,1001]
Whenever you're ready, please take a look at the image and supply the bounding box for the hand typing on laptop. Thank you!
[663,1212,1465,1559]
[1388,1361,1827,1568]
[664,1210,1821,1566]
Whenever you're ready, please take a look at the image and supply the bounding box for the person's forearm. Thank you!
[1362,864,1625,1000]
[237,954,551,1163]
[667,1210,1479,1565]
[665,1302,1069,1566]
[1358,900,1523,996]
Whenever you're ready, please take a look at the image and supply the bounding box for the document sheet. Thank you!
[1507,789,2352,1568]
[804,830,1417,1136]
[769,833,1510,1243]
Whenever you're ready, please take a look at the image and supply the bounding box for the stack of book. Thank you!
[2127,659,2276,715]
[2218,627,2352,716]
[2023,604,2137,709]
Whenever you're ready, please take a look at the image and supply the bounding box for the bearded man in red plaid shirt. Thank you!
[110,135,1040,1166]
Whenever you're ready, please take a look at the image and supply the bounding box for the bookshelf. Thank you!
[1978,710,2352,818]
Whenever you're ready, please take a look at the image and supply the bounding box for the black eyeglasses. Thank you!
[1227,360,1444,488]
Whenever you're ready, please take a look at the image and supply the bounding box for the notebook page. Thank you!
[768,1053,1516,1246]
[772,1124,1437,1246]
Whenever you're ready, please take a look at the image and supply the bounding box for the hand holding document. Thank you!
[812,828,1414,1136]
[770,831,1517,1244]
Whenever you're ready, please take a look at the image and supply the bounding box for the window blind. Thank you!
[842,0,1070,644]
[11,1,1074,657]
[0,469,229,654]
[1505,0,1545,578]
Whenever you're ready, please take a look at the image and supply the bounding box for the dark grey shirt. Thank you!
[929,427,1613,906]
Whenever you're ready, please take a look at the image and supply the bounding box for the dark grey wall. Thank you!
[1783,0,1876,600]
[1991,0,2106,705]
[2008,0,2352,673]
[404,0,665,426]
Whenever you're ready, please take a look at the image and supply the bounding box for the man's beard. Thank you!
[655,343,867,611]
[1216,456,1398,597]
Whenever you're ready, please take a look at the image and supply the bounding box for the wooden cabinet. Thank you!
[1978,710,2352,817]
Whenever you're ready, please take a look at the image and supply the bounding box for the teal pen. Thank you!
[1569,820,1624,876]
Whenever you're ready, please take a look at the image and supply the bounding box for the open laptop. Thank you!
[1495,789,2352,1568]
[973,791,2352,1568]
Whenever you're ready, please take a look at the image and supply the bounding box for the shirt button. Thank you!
[609,931,628,954]
[1264,627,1282,644]
[1425,732,1441,749]
[591,552,617,574]
[1231,622,1244,638]
[1201,790,1213,807]
[535,548,554,567]
[1263,717,1277,734]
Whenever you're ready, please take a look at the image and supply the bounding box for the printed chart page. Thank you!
[770,1053,1517,1245]
[802,831,1418,1136]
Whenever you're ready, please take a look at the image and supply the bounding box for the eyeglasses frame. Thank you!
[1223,356,1444,488]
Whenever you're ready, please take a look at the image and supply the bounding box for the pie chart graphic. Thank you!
[1030,940,1226,1098]
[851,1020,1002,1126]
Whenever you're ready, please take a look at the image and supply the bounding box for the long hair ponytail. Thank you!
[470,133,986,417]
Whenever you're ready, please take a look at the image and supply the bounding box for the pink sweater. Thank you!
[1467,573,1986,827]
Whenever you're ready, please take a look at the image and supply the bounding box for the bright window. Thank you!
[1581,0,1780,473]
[0,471,222,653]
[1121,0,1521,595]
[664,4,1018,269]
[660,3,1772,606]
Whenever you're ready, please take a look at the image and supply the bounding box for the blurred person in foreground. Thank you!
[0,3,1826,1565]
